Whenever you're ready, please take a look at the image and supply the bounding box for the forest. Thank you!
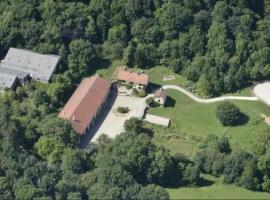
[1,0,270,199]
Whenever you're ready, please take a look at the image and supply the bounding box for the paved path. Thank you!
[162,85,259,103]
[254,82,270,106]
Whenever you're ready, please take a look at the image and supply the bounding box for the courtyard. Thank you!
[90,90,148,142]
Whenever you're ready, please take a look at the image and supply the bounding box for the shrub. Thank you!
[137,90,147,98]
[117,107,129,114]
[146,97,159,107]
[126,83,133,90]
[132,88,139,95]
[146,97,154,105]
[216,102,241,126]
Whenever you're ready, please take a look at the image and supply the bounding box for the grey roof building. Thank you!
[1,48,61,83]
[0,73,18,91]
[0,64,30,84]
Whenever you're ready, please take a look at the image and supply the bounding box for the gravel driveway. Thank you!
[163,85,259,103]
[90,94,148,142]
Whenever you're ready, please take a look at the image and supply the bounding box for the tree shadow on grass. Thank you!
[237,112,250,126]
[93,57,112,71]
[165,96,176,108]
[197,177,215,187]
[166,177,215,189]
[148,82,162,93]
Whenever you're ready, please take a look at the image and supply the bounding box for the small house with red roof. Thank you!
[154,88,167,105]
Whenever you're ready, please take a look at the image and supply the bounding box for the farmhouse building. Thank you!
[0,48,61,90]
[59,75,110,135]
[154,88,167,105]
[117,68,149,90]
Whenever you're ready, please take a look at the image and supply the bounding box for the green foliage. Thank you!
[146,97,159,107]
[117,106,129,114]
[135,44,158,67]
[137,89,147,98]
[216,102,241,126]
[0,0,270,198]
[125,83,133,90]
[68,39,96,75]
[124,117,143,133]
[61,148,89,174]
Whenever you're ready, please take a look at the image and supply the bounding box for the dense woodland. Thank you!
[1,0,270,199]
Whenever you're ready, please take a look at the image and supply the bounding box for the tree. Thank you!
[182,164,200,186]
[218,137,231,153]
[61,148,88,174]
[68,39,96,75]
[216,102,241,126]
[124,118,143,133]
[223,150,253,184]
[32,89,50,106]
[13,178,40,200]
[135,44,158,67]
[137,185,169,200]
[124,42,137,67]
[37,115,77,146]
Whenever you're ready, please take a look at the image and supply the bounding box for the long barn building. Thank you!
[59,75,110,136]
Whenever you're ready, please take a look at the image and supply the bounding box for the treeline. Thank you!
[194,133,270,192]
[1,0,270,97]
[0,109,201,199]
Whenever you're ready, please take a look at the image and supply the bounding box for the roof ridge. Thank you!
[69,76,101,120]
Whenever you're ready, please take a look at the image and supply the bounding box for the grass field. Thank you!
[167,174,270,199]
[148,66,253,97]
[149,89,270,155]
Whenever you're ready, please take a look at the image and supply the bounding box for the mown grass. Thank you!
[148,66,253,97]
[148,89,270,154]
[167,174,270,199]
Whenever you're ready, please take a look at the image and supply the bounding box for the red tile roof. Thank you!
[59,75,110,135]
[154,88,167,100]
[117,69,149,85]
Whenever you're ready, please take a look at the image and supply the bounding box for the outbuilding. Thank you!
[154,88,167,106]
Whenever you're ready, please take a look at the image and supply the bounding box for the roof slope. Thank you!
[154,88,167,100]
[117,69,149,85]
[59,76,110,135]
[1,48,60,82]
[0,73,17,90]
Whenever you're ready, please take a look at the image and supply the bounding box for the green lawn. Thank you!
[149,89,270,155]
[167,174,270,199]
[95,59,125,81]
[148,66,192,88]
[148,66,253,97]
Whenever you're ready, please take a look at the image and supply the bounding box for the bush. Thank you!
[126,83,133,90]
[216,102,241,126]
[132,89,147,98]
[132,88,139,95]
[117,107,129,114]
[146,97,154,105]
[146,97,159,107]
[137,90,147,98]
